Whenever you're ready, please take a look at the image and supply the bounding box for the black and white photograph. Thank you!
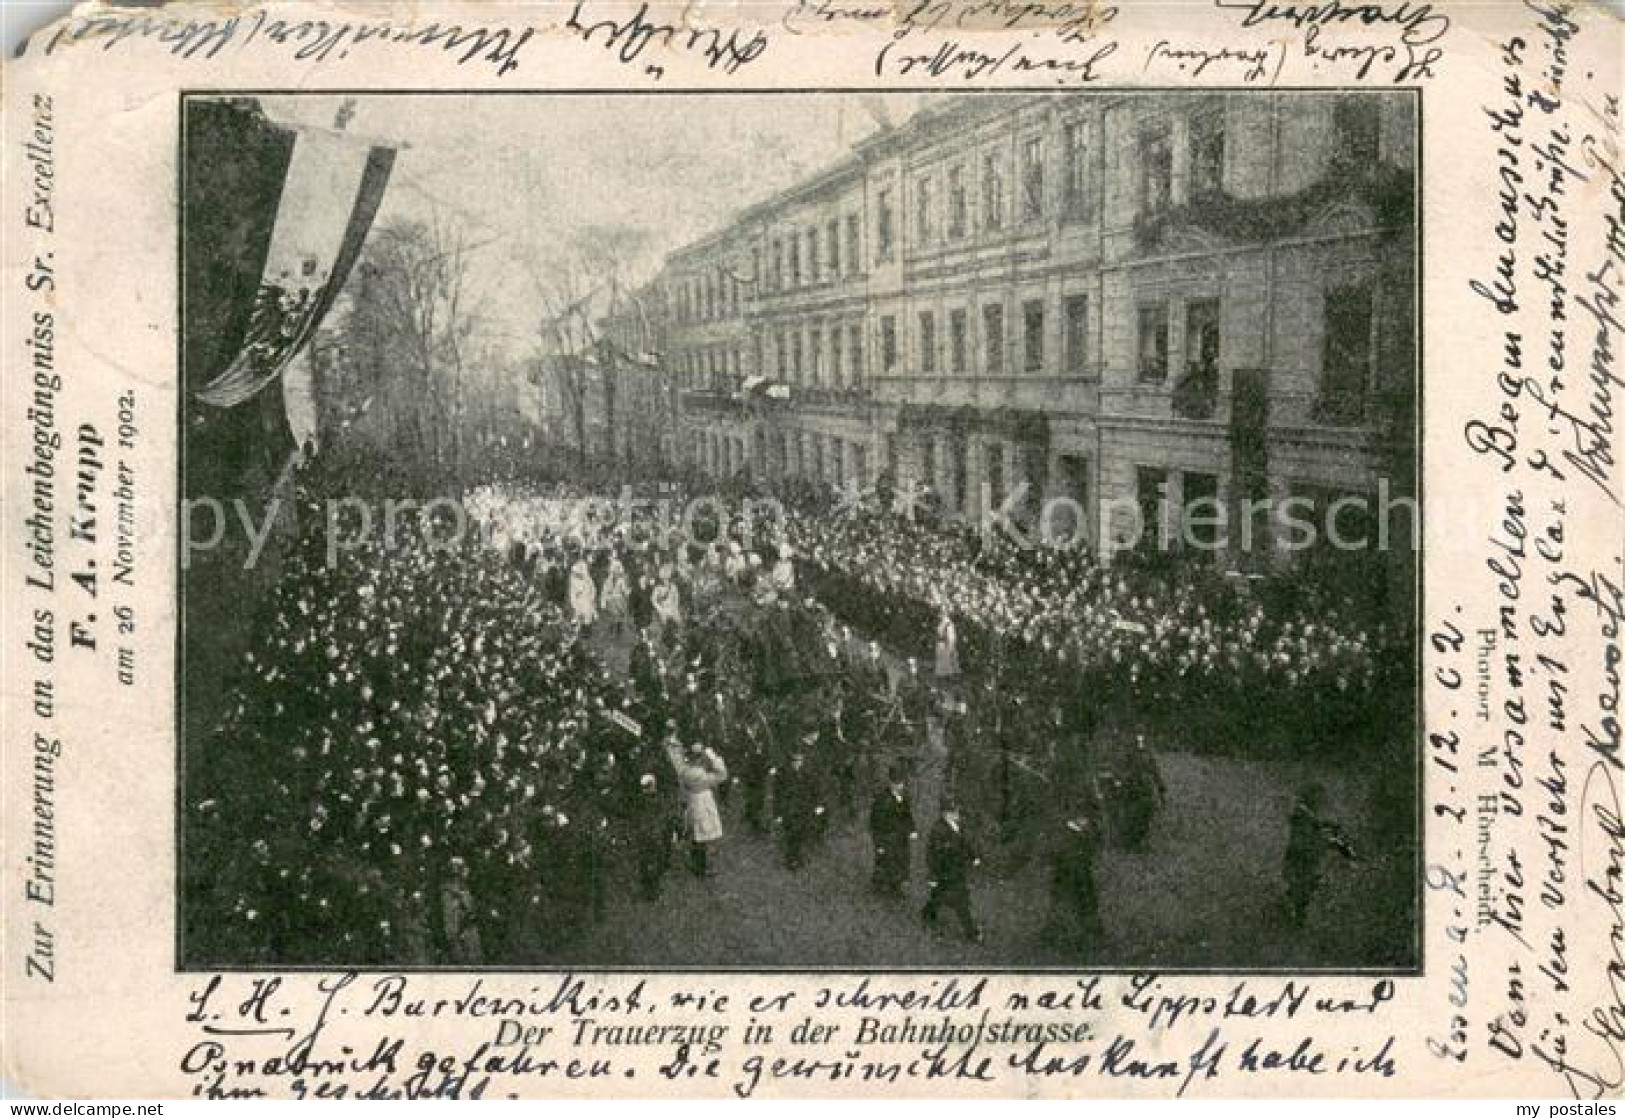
[178,90,1419,973]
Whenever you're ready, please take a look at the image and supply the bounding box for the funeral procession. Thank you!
[180,91,1417,971]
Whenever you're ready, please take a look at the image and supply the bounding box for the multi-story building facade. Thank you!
[651,91,1416,579]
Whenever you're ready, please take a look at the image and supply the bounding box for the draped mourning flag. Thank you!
[182,98,395,508]
[188,103,395,409]
[179,99,398,755]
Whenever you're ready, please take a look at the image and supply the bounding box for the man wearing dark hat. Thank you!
[922,798,980,942]
[869,762,914,899]
[754,599,797,704]
[1048,809,1103,952]
[1117,735,1166,850]
[775,738,824,871]
[631,773,678,901]
[630,629,665,713]
[820,681,860,818]
[570,747,620,925]
[628,557,654,633]
[674,671,706,749]
[787,596,827,685]
[736,703,776,835]
[701,688,737,810]
[543,548,569,608]
[440,856,483,966]
[843,640,886,777]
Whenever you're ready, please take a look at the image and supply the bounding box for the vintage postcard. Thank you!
[2,0,1622,1100]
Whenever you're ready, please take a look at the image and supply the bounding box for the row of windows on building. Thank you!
[694,427,872,485]
[767,213,866,294]
[670,318,870,392]
[884,118,1095,258]
[763,117,1096,290]
[672,290,1089,392]
[1131,281,1374,404]
[731,106,1225,305]
[672,266,745,326]
[675,344,746,392]
[671,116,1099,324]
[671,277,1376,419]
[1137,297,1216,385]
[1138,108,1222,217]
[669,98,1390,329]
[873,293,1092,378]
[669,212,869,329]
[1138,97,1383,216]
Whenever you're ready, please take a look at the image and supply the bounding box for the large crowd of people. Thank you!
[184,459,1409,966]
[783,492,1409,753]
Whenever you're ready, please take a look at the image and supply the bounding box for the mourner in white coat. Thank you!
[724,540,749,581]
[651,573,682,632]
[568,557,598,626]
[934,611,961,681]
[670,738,729,877]
[769,550,796,596]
